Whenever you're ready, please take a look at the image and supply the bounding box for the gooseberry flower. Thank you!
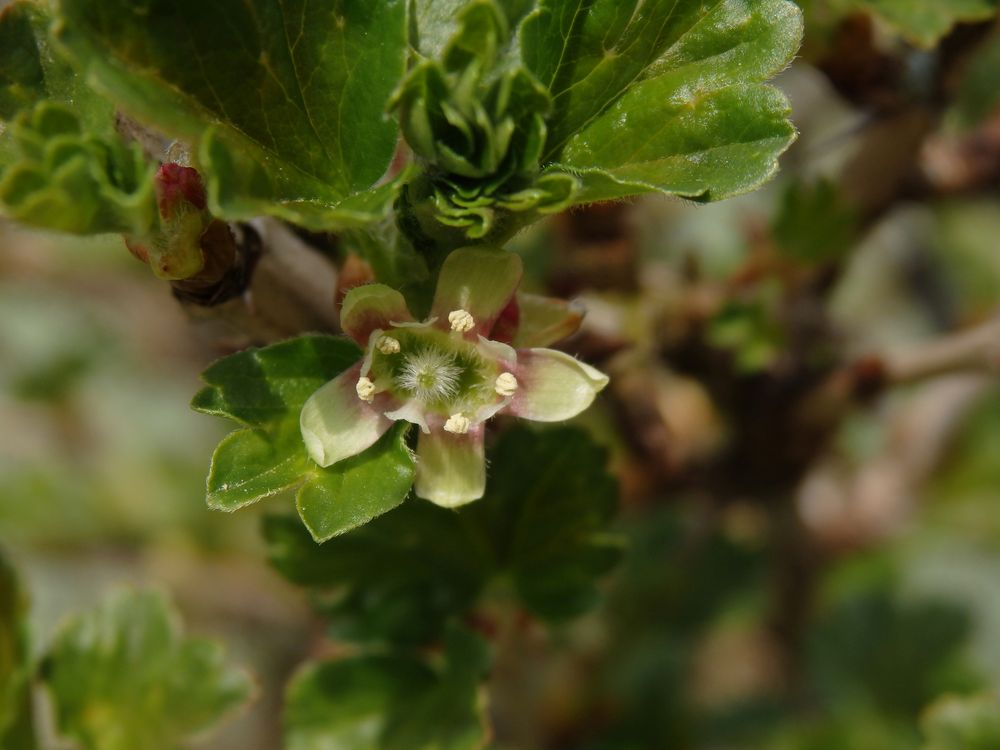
[300,247,608,507]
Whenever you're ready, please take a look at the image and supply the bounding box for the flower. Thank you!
[299,247,608,507]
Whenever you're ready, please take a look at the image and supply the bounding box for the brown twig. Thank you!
[880,315,1000,384]
[174,218,341,347]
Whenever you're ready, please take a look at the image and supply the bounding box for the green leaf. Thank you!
[393,1,573,243]
[411,0,535,58]
[296,422,416,542]
[193,335,362,429]
[0,1,113,129]
[852,0,998,49]
[707,280,786,373]
[266,426,620,633]
[55,0,410,230]
[949,36,1000,129]
[0,102,158,235]
[0,549,34,750]
[411,0,470,58]
[41,589,252,750]
[264,502,491,645]
[285,628,489,750]
[208,424,415,539]
[469,426,621,620]
[0,1,50,122]
[401,1,801,239]
[285,654,433,750]
[761,712,917,750]
[205,422,307,511]
[922,693,1000,750]
[0,4,159,236]
[808,583,980,718]
[342,222,430,294]
[196,335,414,538]
[524,0,802,203]
[380,628,489,750]
[773,178,858,263]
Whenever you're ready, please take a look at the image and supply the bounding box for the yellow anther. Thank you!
[448,309,475,333]
[494,372,518,397]
[376,335,401,354]
[355,377,376,403]
[443,413,471,434]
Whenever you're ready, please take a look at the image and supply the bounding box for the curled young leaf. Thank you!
[0,102,158,237]
[392,0,580,241]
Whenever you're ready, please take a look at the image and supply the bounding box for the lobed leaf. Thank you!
[386,1,803,240]
[807,585,981,718]
[0,1,114,131]
[0,3,159,236]
[469,425,621,620]
[264,502,490,645]
[921,692,1000,750]
[772,178,858,263]
[205,422,307,512]
[535,0,803,203]
[296,423,416,542]
[950,36,1000,130]
[266,425,620,641]
[284,628,489,750]
[41,589,252,750]
[55,0,410,230]
[852,0,998,49]
[196,335,415,539]
[0,2,49,122]
[0,549,33,749]
[192,335,362,428]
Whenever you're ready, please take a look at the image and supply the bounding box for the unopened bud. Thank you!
[156,163,207,220]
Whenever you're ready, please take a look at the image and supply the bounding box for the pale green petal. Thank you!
[300,364,392,467]
[511,294,585,348]
[341,284,413,345]
[431,247,522,336]
[477,335,517,365]
[359,329,382,378]
[414,427,486,507]
[471,396,511,424]
[510,349,609,422]
[384,398,430,434]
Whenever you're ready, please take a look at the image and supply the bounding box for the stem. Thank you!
[880,316,1000,384]
[172,218,340,345]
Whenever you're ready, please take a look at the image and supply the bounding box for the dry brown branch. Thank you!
[880,316,1000,384]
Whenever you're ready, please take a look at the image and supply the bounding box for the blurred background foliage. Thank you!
[4,0,1000,747]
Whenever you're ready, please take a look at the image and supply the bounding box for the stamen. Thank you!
[355,376,376,403]
[444,413,471,434]
[495,372,518,397]
[448,309,475,333]
[376,335,401,355]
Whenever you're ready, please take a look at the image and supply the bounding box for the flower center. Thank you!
[396,348,463,402]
